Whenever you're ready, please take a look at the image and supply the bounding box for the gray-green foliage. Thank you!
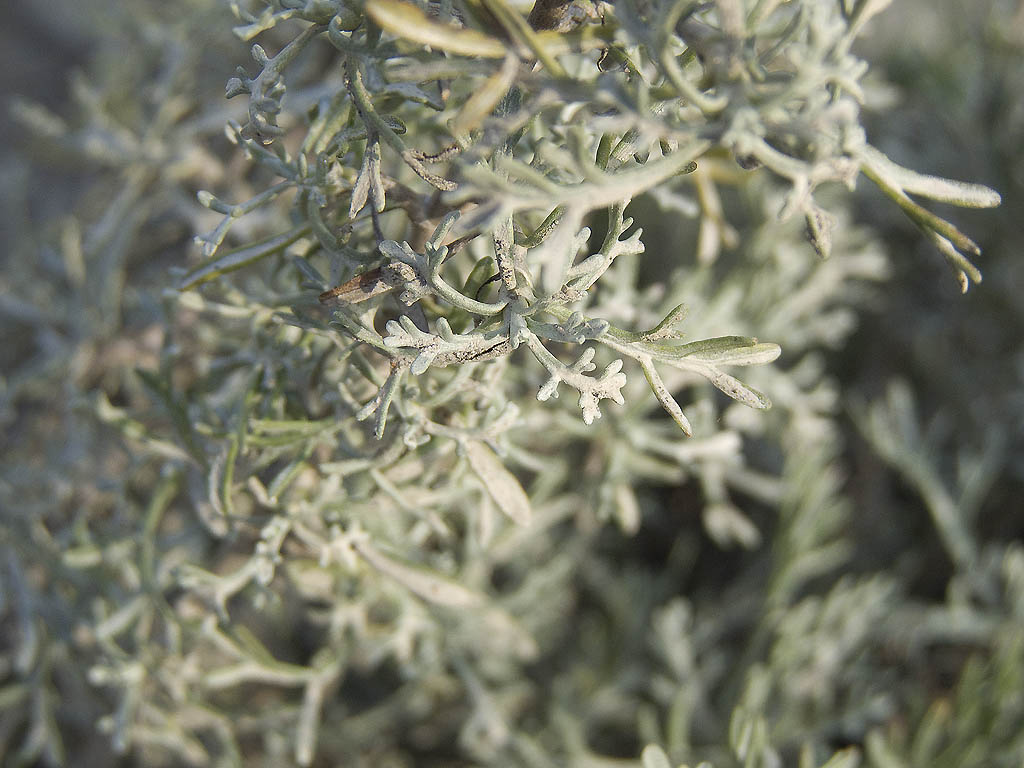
[1,0,1021,767]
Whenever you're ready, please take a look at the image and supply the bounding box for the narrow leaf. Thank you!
[180,224,310,290]
[451,54,519,136]
[805,204,835,259]
[612,304,688,342]
[685,339,782,366]
[705,369,773,409]
[864,163,983,255]
[656,336,781,366]
[861,144,1001,208]
[354,540,483,607]
[818,747,862,768]
[640,357,693,435]
[367,0,508,58]
[466,441,533,525]
[643,303,688,341]
[641,745,672,768]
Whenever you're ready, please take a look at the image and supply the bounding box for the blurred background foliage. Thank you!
[1,1,1022,766]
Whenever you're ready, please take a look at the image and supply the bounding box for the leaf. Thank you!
[860,144,1000,208]
[640,357,693,435]
[805,204,835,259]
[367,0,508,58]
[451,54,520,136]
[135,368,207,465]
[480,0,567,77]
[465,441,532,525]
[349,138,384,218]
[353,539,484,607]
[656,336,781,367]
[643,303,688,340]
[860,156,987,288]
[703,503,762,549]
[179,224,310,290]
[356,363,406,439]
[705,369,773,410]
[729,707,769,762]
[292,255,326,287]
[818,747,862,768]
[641,745,673,768]
[847,0,894,38]
[612,304,688,342]
[682,338,781,366]
[380,82,445,111]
